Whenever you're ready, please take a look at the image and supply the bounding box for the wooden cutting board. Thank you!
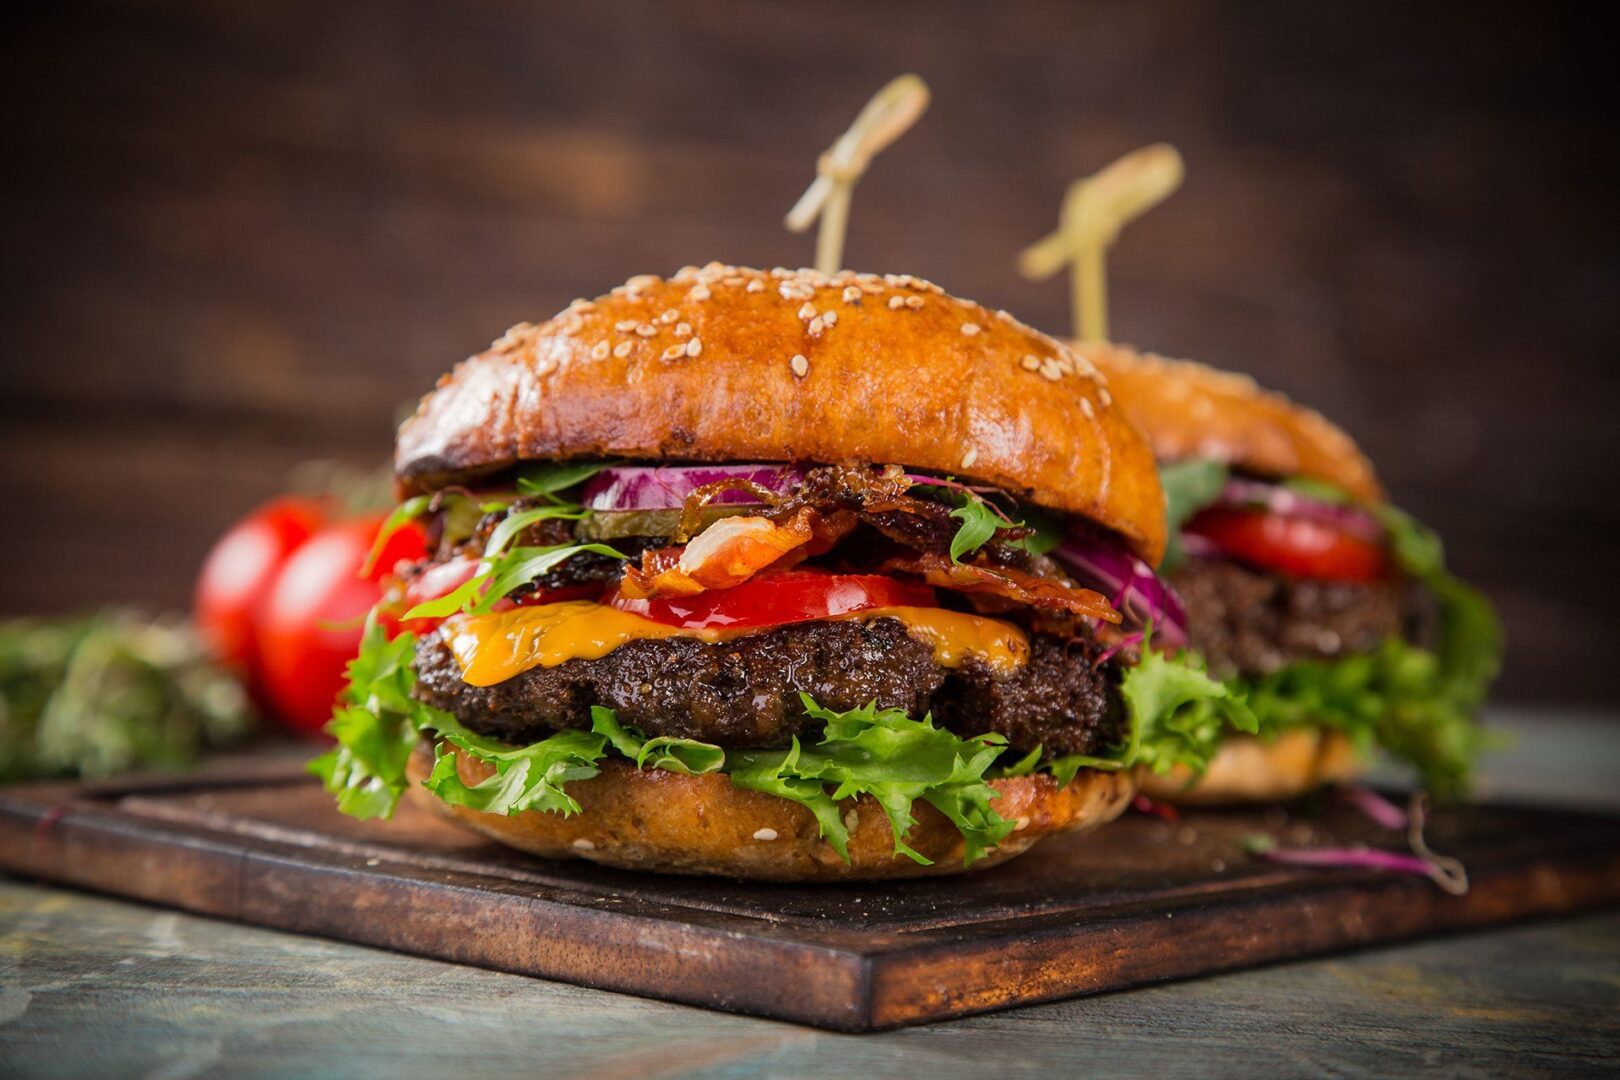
[2,756,1617,1031]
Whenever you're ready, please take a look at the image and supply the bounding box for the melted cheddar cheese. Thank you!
[442,602,1028,688]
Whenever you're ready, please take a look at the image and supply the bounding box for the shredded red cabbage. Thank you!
[1341,785,1409,830]
[1252,843,1468,895]
[1051,538,1188,647]
[581,465,807,511]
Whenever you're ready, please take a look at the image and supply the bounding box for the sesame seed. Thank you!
[1080,397,1095,419]
[615,320,637,333]
[661,344,686,361]
[722,275,745,286]
[790,353,809,378]
[842,286,862,303]
[752,828,778,841]
[569,299,597,313]
[746,279,764,293]
[887,296,906,310]
[689,284,711,301]
[686,337,702,357]
[635,323,657,337]
[960,322,981,336]
[571,838,596,851]
[674,322,692,339]
[1040,364,1062,382]
[659,308,679,324]
[798,302,817,321]
[626,274,660,290]
[590,341,610,360]
[1099,387,1113,407]
[613,341,634,358]
[904,295,924,310]
[1014,816,1030,831]
[1020,355,1041,371]
[822,310,837,326]
[961,447,979,468]
[844,809,860,830]
[808,316,825,335]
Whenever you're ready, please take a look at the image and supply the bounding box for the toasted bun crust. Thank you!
[406,742,1137,881]
[1138,728,1359,805]
[397,264,1166,563]
[1080,343,1383,505]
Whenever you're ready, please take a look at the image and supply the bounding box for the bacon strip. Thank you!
[881,553,1122,622]
[620,508,824,599]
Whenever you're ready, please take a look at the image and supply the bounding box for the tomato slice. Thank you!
[1183,507,1390,583]
[608,570,937,629]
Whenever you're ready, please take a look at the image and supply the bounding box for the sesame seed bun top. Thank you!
[396,263,1168,563]
[1079,342,1383,505]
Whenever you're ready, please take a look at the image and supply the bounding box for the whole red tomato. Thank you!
[253,514,427,736]
[194,496,330,678]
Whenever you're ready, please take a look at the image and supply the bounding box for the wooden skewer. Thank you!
[785,74,931,275]
[1017,144,1184,343]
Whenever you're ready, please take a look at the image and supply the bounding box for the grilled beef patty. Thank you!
[413,616,1122,757]
[1170,556,1405,678]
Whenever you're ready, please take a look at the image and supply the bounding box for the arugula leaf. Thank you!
[948,495,1008,563]
[308,618,440,819]
[401,541,625,621]
[729,695,1015,865]
[515,461,611,501]
[589,706,725,775]
[423,711,607,816]
[1158,458,1230,571]
[1116,645,1257,776]
[482,504,588,559]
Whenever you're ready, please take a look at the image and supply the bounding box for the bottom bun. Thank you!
[1138,728,1359,806]
[405,742,1137,881]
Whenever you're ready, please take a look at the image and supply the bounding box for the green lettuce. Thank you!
[728,695,1015,865]
[1158,458,1230,572]
[590,706,725,775]
[424,714,608,816]
[308,618,434,819]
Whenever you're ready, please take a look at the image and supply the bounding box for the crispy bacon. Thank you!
[620,507,827,599]
[881,553,1121,622]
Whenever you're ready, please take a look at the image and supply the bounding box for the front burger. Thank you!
[313,264,1252,880]
[1083,344,1502,804]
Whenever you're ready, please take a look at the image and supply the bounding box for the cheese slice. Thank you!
[442,602,1028,688]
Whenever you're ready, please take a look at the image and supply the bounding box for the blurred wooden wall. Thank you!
[2,1,1615,703]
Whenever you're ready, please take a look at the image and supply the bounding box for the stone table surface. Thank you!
[3,709,1618,1080]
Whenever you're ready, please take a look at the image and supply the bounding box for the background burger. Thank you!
[1083,344,1502,804]
[311,263,1256,880]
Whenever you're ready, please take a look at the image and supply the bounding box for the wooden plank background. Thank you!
[1,1,1615,704]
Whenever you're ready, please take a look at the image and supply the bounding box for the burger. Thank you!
[311,264,1259,880]
[1079,344,1501,804]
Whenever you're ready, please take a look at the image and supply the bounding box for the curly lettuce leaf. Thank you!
[1116,645,1258,776]
[423,713,607,816]
[308,618,438,819]
[589,706,725,775]
[729,694,1015,865]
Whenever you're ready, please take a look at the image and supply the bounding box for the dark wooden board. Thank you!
[2,760,1618,1031]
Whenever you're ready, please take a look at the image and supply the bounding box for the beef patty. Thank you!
[1171,556,1405,678]
[413,616,1122,757]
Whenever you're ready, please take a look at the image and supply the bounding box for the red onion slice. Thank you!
[581,465,808,511]
[1216,478,1383,541]
[1051,537,1188,647]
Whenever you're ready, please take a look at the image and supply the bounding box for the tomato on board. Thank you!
[608,570,937,630]
[1183,508,1390,583]
[254,515,428,735]
[194,496,330,677]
